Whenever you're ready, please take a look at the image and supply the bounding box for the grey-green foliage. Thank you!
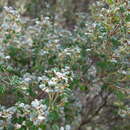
[0,0,130,130]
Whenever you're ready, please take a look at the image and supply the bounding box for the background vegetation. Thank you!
[0,0,130,130]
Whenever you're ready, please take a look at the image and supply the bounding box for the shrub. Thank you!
[0,0,130,129]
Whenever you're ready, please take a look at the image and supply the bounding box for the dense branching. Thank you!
[0,0,130,130]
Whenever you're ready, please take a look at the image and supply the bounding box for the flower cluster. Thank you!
[0,1,130,129]
[0,99,48,129]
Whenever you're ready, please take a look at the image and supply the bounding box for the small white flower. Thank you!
[110,59,117,63]
[39,50,48,56]
[33,119,40,126]
[127,40,130,45]
[40,104,47,110]
[24,77,31,83]
[36,21,40,24]
[48,80,57,86]
[38,77,43,82]
[55,72,64,78]
[1,23,9,30]
[42,76,49,81]
[0,112,2,117]
[92,23,97,28]
[65,125,71,130]
[12,23,21,32]
[39,84,45,89]
[22,121,26,126]
[31,99,40,108]
[21,86,27,90]
[19,103,25,108]
[5,56,10,59]
[15,124,21,129]
[66,52,71,55]
[121,71,127,75]
[44,110,49,116]
[54,39,59,43]
[45,17,49,20]
[45,88,54,93]
[37,115,46,121]
[98,36,103,39]
[60,127,64,130]
[86,49,91,51]
[38,128,42,130]
[88,66,96,77]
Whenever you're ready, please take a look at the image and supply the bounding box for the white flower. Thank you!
[54,39,59,43]
[39,50,48,56]
[0,112,2,117]
[92,23,97,28]
[127,40,130,45]
[36,21,40,24]
[48,80,57,86]
[40,104,47,110]
[88,66,96,77]
[37,115,46,121]
[15,124,21,129]
[19,103,25,108]
[45,17,49,20]
[38,128,42,130]
[21,86,27,90]
[31,99,40,108]
[98,36,103,39]
[38,77,43,82]
[44,110,49,116]
[12,23,21,32]
[86,49,91,52]
[1,23,9,30]
[39,84,46,89]
[60,127,64,130]
[24,77,31,83]
[45,88,54,93]
[65,125,71,130]
[110,59,117,63]
[33,120,40,126]
[22,121,26,126]
[5,56,10,59]
[42,76,49,81]
[55,72,64,78]
[121,71,127,75]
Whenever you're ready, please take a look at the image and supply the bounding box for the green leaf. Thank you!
[107,0,113,4]
[115,91,125,100]
[0,64,5,72]
[39,124,46,130]
[126,13,130,22]
[48,111,60,121]
[52,124,59,130]
[7,124,14,130]
[0,85,6,94]
[110,37,120,48]
[80,85,88,91]
[119,6,125,13]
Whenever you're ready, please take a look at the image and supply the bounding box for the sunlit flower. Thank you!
[39,84,46,89]
[65,125,71,130]
[60,127,64,130]
[37,115,46,121]
[15,123,22,129]
[24,77,31,83]
[31,99,40,108]
[19,103,25,108]
[48,80,57,86]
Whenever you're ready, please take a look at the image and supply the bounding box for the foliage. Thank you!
[0,0,130,130]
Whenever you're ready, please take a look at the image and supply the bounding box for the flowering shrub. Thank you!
[0,0,130,130]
